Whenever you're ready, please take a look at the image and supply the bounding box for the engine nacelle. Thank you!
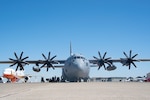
[32,66,41,72]
[106,65,117,71]
[120,58,128,66]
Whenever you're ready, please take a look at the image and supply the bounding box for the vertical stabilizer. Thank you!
[70,42,73,56]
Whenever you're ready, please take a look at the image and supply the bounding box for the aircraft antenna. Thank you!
[70,41,73,56]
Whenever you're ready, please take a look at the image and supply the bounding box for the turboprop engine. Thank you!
[32,66,41,72]
[106,65,117,71]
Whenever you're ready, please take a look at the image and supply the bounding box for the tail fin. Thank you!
[70,42,73,56]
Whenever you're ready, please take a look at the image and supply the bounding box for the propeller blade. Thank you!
[52,66,55,69]
[50,55,57,61]
[42,53,47,60]
[98,51,102,59]
[131,62,137,68]
[40,63,46,68]
[103,52,107,59]
[50,63,55,69]
[20,52,23,59]
[14,52,19,60]
[105,57,111,60]
[9,58,15,61]
[132,54,138,59]
[103,64,106,70]
[48,52,51,60]
[98,66,101,70]
[16,65,19,71]
[10,62,17,67]
[93,56,99,60]
[129,63,131,70]
[21,56,29,61]
[123,52,128,58]
[130,50,132,58]
[47,67,49,72]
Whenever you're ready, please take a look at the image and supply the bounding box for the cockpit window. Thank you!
[81,57,85,60]
[73,56,85,60]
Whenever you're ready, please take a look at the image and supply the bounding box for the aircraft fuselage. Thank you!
[62,54,90,82]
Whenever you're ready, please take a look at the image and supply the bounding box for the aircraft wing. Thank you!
[89,59,120,64]
[0,59,65,72]
[0,60,66,64]
[89,58,150,71]
[0,52,66,71]
[0,50,150,72]
[26,60,66,64]
[89,59,150,64]
[28,60,65,72]
[138,59,150,61]
[0,61,14,64]
[89,50,150,70]
[54,65,64,68]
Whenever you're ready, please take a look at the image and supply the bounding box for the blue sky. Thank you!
[0,0,150,80]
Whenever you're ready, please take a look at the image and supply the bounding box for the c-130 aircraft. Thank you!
[0,43,150,82]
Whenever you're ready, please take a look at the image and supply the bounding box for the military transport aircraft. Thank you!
[0,44,150,82]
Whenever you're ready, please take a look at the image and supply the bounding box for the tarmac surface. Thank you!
[0,82,150,100]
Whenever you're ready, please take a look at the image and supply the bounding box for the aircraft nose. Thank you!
[73,60,89,74]
[73,61,84,70]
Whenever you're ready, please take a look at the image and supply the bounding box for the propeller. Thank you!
[93,51,111,70]
[40,52,58,71]
[122,50,138,69]
[9,52,29,71]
